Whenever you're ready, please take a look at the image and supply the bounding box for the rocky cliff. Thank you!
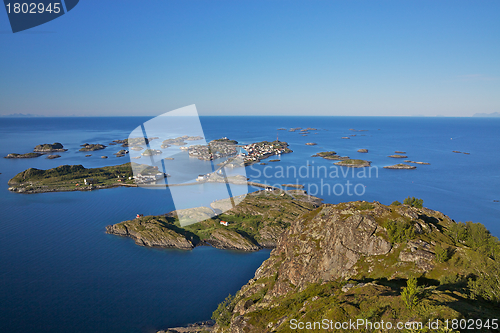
[106,190,322,251]
[212,201,500,333]
[105,220,194,249]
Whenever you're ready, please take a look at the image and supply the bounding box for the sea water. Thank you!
[0,116,499,333]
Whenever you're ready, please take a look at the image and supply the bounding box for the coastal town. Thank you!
[188,137,239,161]
[241,140,292,165]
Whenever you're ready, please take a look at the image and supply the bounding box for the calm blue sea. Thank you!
[0,116,499,333]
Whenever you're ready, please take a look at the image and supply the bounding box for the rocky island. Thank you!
[312,151,350,161]
[4,152,42,159]
[384,163,417,169]
[8,163,136,193]
[357,148,368,153]
[106,190,322,251]
[405,160,430,165]
[6,143,67,158]
[242,140,292,165]
[114,150,128,157]
[312,151,335,159]
[188,138,239,161]
[333,159,371,168]
[142,149,162,156]
[79,143,106,151]
[388,154,408,158]
[160,135,204,148]
[33,142,67,152]
[208,200,500,332]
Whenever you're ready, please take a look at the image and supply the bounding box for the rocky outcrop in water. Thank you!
[34,142,67,152]
[106,221,194,249]
[334,159,371,167]
[79,143,106,151]
[384,163,416,169]
[5,152,42,158]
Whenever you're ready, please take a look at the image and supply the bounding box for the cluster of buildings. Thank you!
[188,140,238,161]
[242,141,288,164]
[133,166,168,184]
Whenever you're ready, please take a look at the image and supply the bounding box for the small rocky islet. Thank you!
[34,142,67,152]
[405,160,430,165]
[113,150,129,157]
[4,152,43,159]
[79,143,106,152]
[161,135,204,148]
[384,163,417,169]
[5,142,67,158]
[312,151,350,161]
[334,159,371,168]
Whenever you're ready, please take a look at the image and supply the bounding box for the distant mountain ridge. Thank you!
[473,112,500,117]
[0,113,45,117]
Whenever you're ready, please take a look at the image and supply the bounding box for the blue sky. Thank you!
[1,0,499,116]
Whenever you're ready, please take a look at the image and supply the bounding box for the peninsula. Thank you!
[106,190,322,251]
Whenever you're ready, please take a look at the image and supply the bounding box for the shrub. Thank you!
[446,222,467,244]
[468,267,500,303]
[448,221,500,260]
[385,219,415,244]
[403,197,423,208]
[401,277,419,309]
[211,293,235,327]
[391,200,401,206]
[358,202,374,210]
[434,244,450,263]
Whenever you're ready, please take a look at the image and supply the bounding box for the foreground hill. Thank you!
[211,201,500,333]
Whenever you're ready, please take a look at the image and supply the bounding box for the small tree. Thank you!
[447,222,467,244]
[401,277,419,309]
[434,244,450,263]
[212,293,235,327]
[403,197,423,208]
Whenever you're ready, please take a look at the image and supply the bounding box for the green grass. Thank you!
[8,163,135,190]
